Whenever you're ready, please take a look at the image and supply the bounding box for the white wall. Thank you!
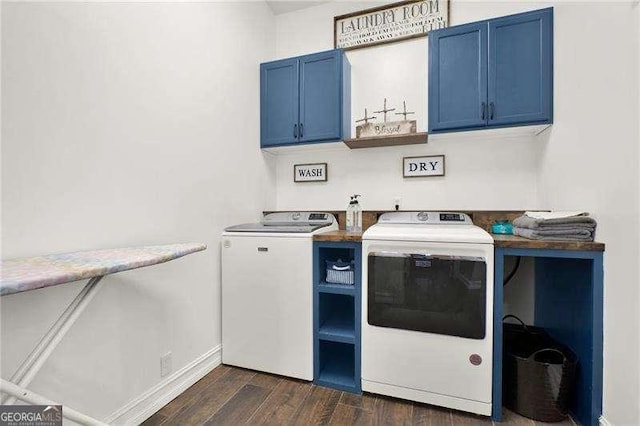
[273,1,640,425]
[1,1,275,421]
[638,2,640,422]
[536,3,640,424]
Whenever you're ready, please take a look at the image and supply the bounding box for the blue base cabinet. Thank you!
[493,248,603,426]
[313,241,361,393]
[429,8,553,133]
[261,50,350,148]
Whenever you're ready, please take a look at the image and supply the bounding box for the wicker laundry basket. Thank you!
[503,315,578,422]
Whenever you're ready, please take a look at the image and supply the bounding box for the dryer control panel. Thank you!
[439,213,467,222]
[378,211,473,225]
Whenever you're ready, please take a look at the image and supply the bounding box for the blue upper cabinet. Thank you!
[428,8,553,133]
[488,8,553,126]
[428,22,488,132]
[260,59,299,146]
[299,51,342,143]
[260,50,350,148]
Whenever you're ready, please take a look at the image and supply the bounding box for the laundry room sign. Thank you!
[294,163,328,182]
[403,155,445,177]
[334,0,449,50]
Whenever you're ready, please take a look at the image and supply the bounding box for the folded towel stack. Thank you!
[513,211,597,242]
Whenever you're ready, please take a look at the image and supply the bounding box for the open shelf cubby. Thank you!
[313,241,361,394]
[317,247,355,281]
[319,293,355,344]
[316,341,356,392]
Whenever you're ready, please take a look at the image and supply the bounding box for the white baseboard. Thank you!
[104,345,222,425]
[599,415,613,426]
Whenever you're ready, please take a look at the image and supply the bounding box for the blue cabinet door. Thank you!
[299,50,343,143]
[260,58,299,146]
[428,22,488,132]
[488,8,553,126]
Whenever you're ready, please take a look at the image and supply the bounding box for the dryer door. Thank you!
[368,251,487,339]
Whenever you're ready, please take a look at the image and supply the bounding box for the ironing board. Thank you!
[0,243,207,425]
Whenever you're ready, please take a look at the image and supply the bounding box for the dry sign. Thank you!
[403,155,445,178]
[334,0,449,50]
[294,163,328,182]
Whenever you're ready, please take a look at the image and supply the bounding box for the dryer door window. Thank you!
[368,252,487,339]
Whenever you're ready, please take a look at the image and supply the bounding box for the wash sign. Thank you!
[403,155,445,178]
[334,0,449,50]
[294,163,328,182]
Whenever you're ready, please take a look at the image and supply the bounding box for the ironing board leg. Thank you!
[1,378,107,426]
[1,276,105,405]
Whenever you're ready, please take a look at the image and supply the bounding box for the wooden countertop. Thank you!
[492,234,604,252]
[315,231,604,252]
[314,231,363,242]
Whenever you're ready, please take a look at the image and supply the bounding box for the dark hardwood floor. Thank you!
[142,365,576,426]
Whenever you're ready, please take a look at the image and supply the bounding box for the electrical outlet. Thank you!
[394,197,401,210]
[160,352,172,378]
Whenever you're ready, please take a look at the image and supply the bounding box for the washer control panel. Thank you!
[308,213,329,221]
[262,212,334,226]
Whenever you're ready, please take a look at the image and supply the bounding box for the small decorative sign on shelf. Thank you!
[403,155,445,178]
[334,0,449,51]
[356,99,417,138]
[294,163,328,182]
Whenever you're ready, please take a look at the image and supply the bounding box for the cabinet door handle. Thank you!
[299,123,304,138]
[294,124,297,138]
[490,102,495,120]
[481,102,486,120]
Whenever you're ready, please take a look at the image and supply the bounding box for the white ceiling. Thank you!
[265,1,332,16]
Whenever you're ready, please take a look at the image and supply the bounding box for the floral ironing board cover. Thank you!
[0,243,207,296]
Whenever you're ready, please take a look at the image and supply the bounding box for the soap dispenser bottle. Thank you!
[346,194,362,233]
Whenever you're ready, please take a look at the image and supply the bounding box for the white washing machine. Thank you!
[221,212,338,380]
[362,211,494,415]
